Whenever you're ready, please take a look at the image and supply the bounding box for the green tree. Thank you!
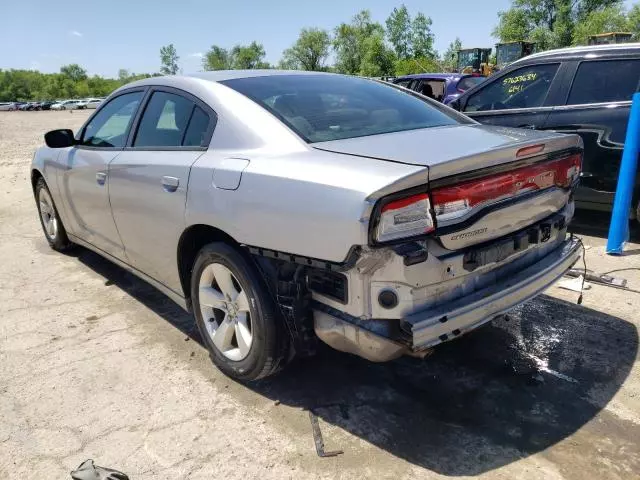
[0,66,155,101]
[411,12,435,59]
[441,37,462,71]
[230,41,269,69]
[493,9,530,42]
[553,0,574,48]
[386,5,412,59]
[359,32,396,76]
[493,0,624,49]
[203,45,231,70]
[281,28,331,71]
[160,44,180,75]
[117,69,131,81]
[395,56,441,75]
[60,64,87,82]
[629,4,640,40]
[573,4,629,44]
[333,23,361,74]
[333,10,387,75]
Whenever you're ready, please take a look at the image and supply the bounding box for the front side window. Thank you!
[81,91,143,147]
[221,74,464,143]
[464,63,559,112]
[567,60,640,105]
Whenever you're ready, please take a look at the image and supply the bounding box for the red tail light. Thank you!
[432,153,581,223]
[375,193,435,242]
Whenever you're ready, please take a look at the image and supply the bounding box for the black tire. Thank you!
[35,178,72,251]
[191,242,289,381]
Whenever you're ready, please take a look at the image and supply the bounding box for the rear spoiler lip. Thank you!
[365,134,583,204]
[427,133,583,182]
[429,145,583,190]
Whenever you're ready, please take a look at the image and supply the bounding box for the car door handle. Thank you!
[96,172,107,185]
[162,176,179,192]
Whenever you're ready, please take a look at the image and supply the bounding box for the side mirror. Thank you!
[44,129,76,148]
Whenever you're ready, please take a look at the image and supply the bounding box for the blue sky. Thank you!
[2,0,636,77]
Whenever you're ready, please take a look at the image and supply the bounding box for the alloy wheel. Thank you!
[198,263,253,361]
[39,188,58,240]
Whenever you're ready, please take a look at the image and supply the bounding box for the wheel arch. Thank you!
[31,168,45,194]
[177,224,241,305]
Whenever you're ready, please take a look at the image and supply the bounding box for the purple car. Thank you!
[393,73,486,105]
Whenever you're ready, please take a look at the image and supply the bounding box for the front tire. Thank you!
[191,242,288,381]
[35,178,72,251]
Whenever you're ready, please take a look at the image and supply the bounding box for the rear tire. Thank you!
[35,178,72,251]
[191,242,289,381]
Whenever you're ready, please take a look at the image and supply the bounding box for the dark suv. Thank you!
[450,43,640,220]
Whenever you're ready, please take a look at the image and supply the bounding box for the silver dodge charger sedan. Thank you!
[31,70,582,380]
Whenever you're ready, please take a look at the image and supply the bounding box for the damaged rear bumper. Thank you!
[313,237,580,361]
[405,237,581,351]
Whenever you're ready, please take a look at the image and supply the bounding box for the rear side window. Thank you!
[133,91,211,148]
[457,76,485,92]
[464,63,559,112]
[183,106,210,147]
[222,74,464,143]
[567,60,640,105]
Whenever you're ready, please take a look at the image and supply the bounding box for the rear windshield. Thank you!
[221,74,463,143]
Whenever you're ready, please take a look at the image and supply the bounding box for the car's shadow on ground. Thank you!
[74,247,638,476]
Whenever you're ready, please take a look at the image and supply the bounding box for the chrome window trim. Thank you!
[553,100,632,111]
[465,106,556,116]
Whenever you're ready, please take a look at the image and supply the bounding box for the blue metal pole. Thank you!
[606,92,640,254]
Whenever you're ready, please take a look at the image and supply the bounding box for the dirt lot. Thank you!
[1,110,639,479]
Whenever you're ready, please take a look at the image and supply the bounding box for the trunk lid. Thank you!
[313,124,581,182]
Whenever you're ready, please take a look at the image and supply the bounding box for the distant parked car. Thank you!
[85,98,103,109]
[0,102,17,111]
[393,73,487,104]
[19,102,37,111]
[449,43,640,221]
[51,100,80,110]
[75,99,89,109]
[39,101,56,111]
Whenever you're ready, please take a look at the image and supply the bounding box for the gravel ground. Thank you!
[1,110,639,480]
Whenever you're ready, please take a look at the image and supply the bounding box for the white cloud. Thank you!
[188,52,204,58]
[69,30,83,37]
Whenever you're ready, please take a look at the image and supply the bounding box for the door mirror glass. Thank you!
[44,129,76,148]
[464,63,560,112]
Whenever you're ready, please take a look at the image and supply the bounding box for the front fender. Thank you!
[31,146,72,230]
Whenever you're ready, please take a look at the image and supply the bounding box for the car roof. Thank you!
[395,73,466,81]
[512,42,640,65]
[125,69,334,90]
